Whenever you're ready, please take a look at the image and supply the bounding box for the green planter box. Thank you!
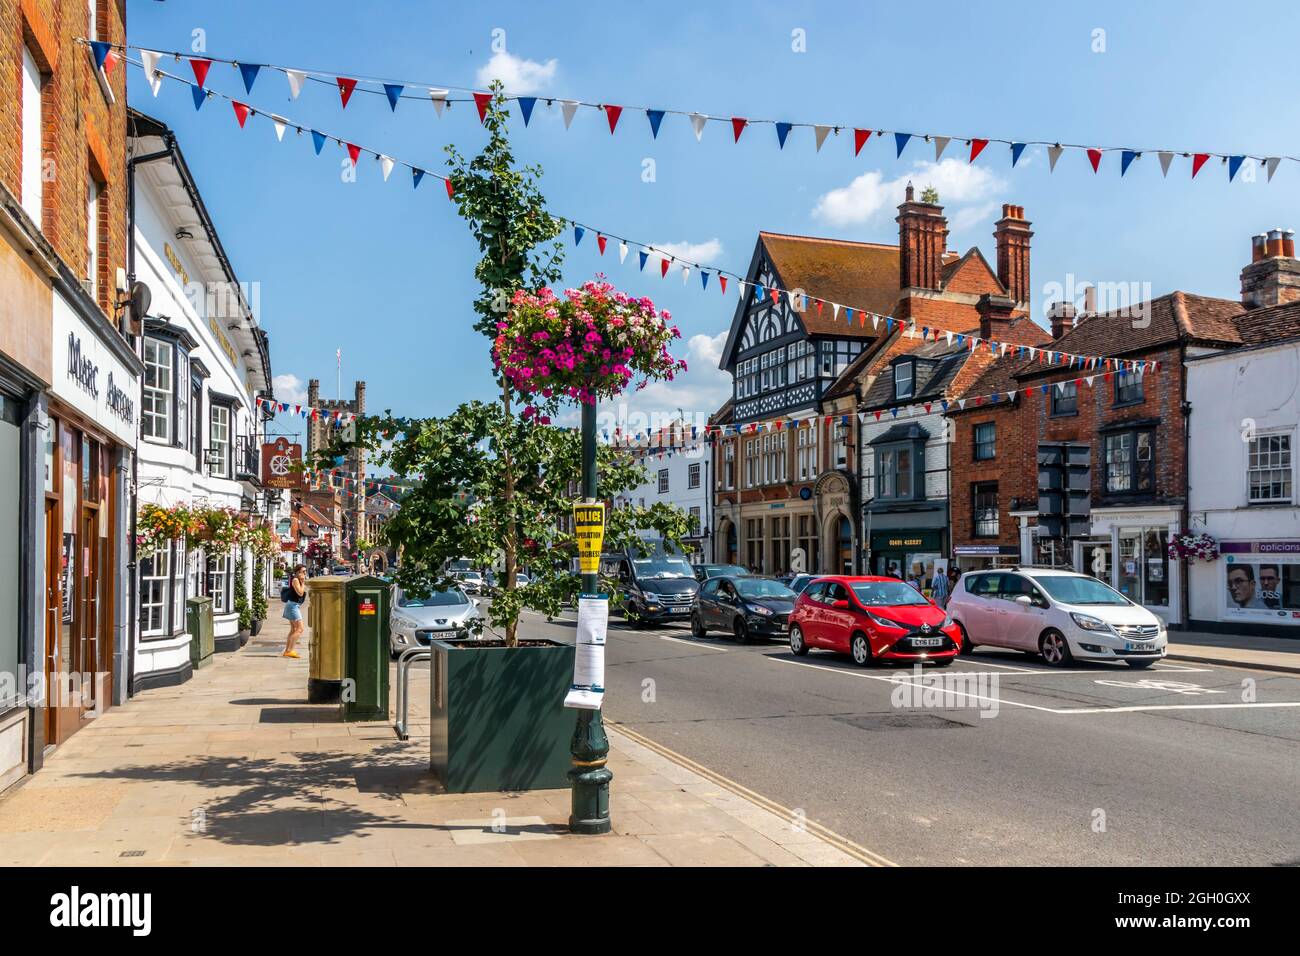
[430,639,576,793]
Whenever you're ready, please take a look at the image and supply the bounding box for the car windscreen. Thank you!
[1036,575,1131,606]
[708,565,748,577]
[632,558,694,579]
[397,589,468,608]
[850,581,931,607]
[736,579,795,600]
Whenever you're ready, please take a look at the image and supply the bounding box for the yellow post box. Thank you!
[306,575,348,703]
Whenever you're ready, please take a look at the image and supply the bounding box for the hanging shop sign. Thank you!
[262,437,305,490]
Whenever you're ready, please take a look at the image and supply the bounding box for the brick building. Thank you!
[711,188,1037,576]
[306,378,367,557]
[946,235,1300,627]
[1,0,136,791]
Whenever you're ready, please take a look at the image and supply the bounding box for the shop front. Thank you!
[43,291,140,747]
[953,542,1021,570]
[869,529,945,585]
[1075,506,1179,627]
[1188,541,1300,638]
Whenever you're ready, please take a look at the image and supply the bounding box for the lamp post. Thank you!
[568,399,612,835]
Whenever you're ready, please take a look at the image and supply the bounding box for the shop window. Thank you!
[770,515,791,575]
[1104,429,1155,495]
[974,422,996,461]
[1247,432,1293,504]
[973,482,999,537]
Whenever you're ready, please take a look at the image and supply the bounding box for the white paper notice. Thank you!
[564,595,608,710]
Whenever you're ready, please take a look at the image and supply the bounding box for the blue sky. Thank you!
[125,0,1300,435]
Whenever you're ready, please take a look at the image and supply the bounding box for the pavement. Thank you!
[0,609,875,867]
[1167,629,1300,673]
[531,607,1300,866]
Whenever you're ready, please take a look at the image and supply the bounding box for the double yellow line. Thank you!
[608,721,896,867]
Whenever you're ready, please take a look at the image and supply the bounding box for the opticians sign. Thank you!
[52,292,139,447]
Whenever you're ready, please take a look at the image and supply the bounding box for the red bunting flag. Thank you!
[969,138,989,162]
[731,117,747,142]
[336,77,358,109]
[816,300,824,315]
[190,57,212,88]
[102,50,119,76]
[473,92,492,124]
[770,288,780,305]
[444,178,455,200]
[719,276,728,295]
[854,129,872,156]
[924,403,932,414]
[604,104,623,133]
[1087,148,1102,172]
[597,234,607,255]
[346,143,361,166]
[231,101,251,128]
[1191,153,1210,178]
[874,411,882,421]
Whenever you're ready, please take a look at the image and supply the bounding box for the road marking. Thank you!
[770,658,1300,716]
[964,656,1207,675]
[658,635,728,652]
[606,721,896,867]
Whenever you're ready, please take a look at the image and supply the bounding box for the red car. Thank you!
[788,575,960,666]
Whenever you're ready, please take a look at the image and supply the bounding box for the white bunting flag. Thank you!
[945,330,953,345]
[957,399,967,410]
[285,69,306,100]
[1157,151,1174,177]
[871,313,879,330]
[429,88,448,116]
[681,265,690,284]
[690,113,708,142]
[271,115,288,142]
[1006,389,1016,400]
[140,50,163,96]
[814,125,831,152]
[831,303,840,321]
[1086,375,1095,387]
[618,241,629,264]
[561,100,580,129]
[933,136,950,161]
[379,155,395,182]
[1047,145,1064,172]
[1266,157,1281,182]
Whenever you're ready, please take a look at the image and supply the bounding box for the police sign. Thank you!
[574,502,605,574]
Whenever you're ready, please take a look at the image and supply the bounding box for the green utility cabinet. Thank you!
[186,596,214,670]
[342,576,391,721]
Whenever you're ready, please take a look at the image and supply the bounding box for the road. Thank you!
[519,607,1300,866]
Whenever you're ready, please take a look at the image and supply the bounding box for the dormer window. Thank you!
[895,359,915,400]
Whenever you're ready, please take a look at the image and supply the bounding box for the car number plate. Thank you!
[671,606,688,614]
[912,637,942,647]
[1124,641,1152,651]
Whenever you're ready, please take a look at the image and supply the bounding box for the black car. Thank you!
[692,575,797,643]
[777,573,819,594]
[603,549,699,625]
[693,563,749,583]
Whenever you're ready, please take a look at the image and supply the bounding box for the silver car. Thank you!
[450,570,485,595]
[389,586,483,657]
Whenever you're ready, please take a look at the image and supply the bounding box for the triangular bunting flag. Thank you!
[814,125,831,152]
[646,109,664,138]
[854,129,872,156]
[473,92,492,123]
[1047,144,1064,172]
[690,113,707,141]
[969,138,989,162]
[90,41,113,71]
[190,57,212,88]
[1158,151,1174,177]
[719,276,728,295]
[140,50,162,96]
[1191,153,1210,178]
[776,122,792,149]
[411,167,425,189]
[517,97,536,125]
[337,77,358,109]
[574,225,585,246]
[311,130,327,154]
[239,63,261,95]
[894,132,912,157]
[731,117,747,142]
[191,84,207,111]
[231,101,251,129]
[597,234,607,255]
[271,115,288,141]
[346,143,361,166]
[1228,155,1245,182]
[1266,157,1281,182]
[379,155,394,181]
[561,100,579,129]
[638,250,648,271]
[429,88,448,116]
[1087,148,1102,172]
[384,83,404,111]
[1011,142,1026,167]
[934,136,951,161]
[604,104,623,134]
[660,257,670,278]
[286,69,306,100]
[619,241,628,264]
[1121,150,1138,176]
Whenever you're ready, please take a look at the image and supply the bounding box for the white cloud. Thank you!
[812,158,1006,229]
[475,51,558,95]
[646,239,724,265]
[272,373,308,406]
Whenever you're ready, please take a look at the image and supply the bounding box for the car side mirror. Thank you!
[832,599,850,610]
[472,598,480,607]
[1015,595,1033,606]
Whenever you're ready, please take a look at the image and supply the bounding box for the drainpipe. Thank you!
[1179,342,1191,631]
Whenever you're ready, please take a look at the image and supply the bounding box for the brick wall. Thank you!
[3,0,127,316]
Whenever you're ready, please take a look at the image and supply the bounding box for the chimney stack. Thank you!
[896,183,948,292]
[1048,301,1076,340]
[977,293,1016,341]
[993,203,1033,308]
[1241,227,1300,309]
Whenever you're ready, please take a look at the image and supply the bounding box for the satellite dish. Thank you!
[130,280,152,321]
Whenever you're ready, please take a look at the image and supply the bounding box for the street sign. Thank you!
[262,437,305,490]
[574,502,605,575]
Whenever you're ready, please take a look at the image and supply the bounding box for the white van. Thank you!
[947,567,1167,667]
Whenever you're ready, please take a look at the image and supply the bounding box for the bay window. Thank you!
[142,337,173,441]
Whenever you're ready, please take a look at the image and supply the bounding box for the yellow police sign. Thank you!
[574,502,605,574]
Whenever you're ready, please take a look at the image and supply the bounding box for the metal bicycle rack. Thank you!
[394,646,432,741]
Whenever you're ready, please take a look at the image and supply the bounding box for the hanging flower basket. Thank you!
[1167,532,1219,563]
[137,502,196,558]
[192,506,243,549]
[493,279,687,414]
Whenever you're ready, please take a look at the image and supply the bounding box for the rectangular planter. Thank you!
[429,639,576,793]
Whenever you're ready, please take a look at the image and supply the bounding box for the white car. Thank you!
[946,567,1167,667]
[450,570,485,595]
[389,586,483,657]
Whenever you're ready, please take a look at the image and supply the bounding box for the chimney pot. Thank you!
[1285,230,1296,259]
[1084,286,1097,315]
[1002,203,1013,219]
[1048,301,1076,340]
[993,204,1033,306]
[1267,229,1285,258]
[1252,234,1268,263]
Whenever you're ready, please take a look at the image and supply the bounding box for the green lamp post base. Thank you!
[568,702,612,834]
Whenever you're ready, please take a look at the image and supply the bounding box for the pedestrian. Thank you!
[930,566,950,608]
[282,564,308,659]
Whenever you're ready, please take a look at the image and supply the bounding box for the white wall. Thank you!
[1187,342,1300,628]
[858,409,950,504]
[613,441,710,555]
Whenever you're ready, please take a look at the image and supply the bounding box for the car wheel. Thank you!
[733,618,752,644]
[691,613,707,639]
[850,632,873,667]
[1039,629,1074,667]
[1125,658,1157,669]
[789,624,808,656]
[958,622,975,655]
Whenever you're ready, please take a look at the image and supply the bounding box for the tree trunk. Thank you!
[500,375,518,646]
